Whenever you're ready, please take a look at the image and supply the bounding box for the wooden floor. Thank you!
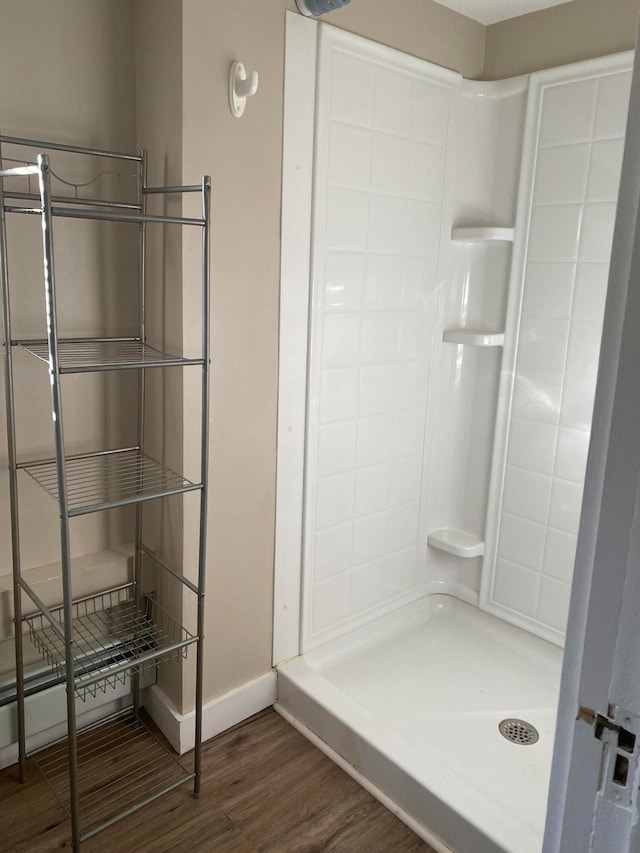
[0,709,434,852]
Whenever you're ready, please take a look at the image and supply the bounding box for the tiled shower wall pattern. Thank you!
[303,31,458,649]
[490,68,632,641]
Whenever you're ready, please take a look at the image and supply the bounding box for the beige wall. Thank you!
[134,0,186,710]
[484,0,639,79]
[0,0,138,584]
[0,0,138,675]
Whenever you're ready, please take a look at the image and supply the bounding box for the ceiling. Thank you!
[433,0,575,25]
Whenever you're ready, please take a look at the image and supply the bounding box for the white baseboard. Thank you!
[144,670,277,754]
[0,669,277,772]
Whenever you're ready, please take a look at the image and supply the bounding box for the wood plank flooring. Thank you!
[0,709,435,852]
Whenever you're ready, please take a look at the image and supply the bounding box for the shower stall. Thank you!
[275,13,633,853]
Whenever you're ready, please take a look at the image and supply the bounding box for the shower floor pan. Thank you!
[276,594,563,853]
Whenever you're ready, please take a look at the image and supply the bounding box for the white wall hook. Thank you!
[229,61,259,118]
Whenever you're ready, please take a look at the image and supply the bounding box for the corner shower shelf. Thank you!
[15,338,204,373]
[451,226,514,243]
[20,448,202,516]
[442,328,505,347]
[428,528,485,558]
[32,708,193,841]
[24,585,196,701]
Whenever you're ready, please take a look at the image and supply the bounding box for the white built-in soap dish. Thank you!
[451,227,515,243]
[428,528,485,558]
[443,328,505,347]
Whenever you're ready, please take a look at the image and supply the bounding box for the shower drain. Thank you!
[498,718,539,746]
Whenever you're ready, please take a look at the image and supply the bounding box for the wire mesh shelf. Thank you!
[24,585,196,701]
[16,338,204,373]
[32,708,193,840]
[22,448,202,516]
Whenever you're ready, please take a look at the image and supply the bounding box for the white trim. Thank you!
[462,76,528,100]
[299,17,330,657]
[274,703,455,853]
[143,685,185,753]
[479,51,547,639]
[273,11,318,667]
[528,49,634,87]
[145,671,277,755]
[316,24,460,87]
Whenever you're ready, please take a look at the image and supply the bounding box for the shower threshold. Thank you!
[276,594,563,853]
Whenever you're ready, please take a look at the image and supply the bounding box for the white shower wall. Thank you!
[423,76,527,605]
[300,23,633,653]
[482,55,633,644]
[302,28,460,650]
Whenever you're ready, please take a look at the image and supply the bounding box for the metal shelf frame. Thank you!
[0,135,211,850]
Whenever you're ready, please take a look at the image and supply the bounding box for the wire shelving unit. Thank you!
[0,135,210,850]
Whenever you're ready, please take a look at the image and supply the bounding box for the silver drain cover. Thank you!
[499,718,539,745]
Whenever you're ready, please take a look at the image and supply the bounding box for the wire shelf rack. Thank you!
[16,338,204,373]
[32,708,193,840]
[21,449,202,516]
[24,585,196,701]
[1,136,211,848]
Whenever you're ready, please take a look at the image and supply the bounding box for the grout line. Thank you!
[505,459,589,485]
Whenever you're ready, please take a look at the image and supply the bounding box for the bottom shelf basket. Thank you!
[23,584,197,700]
[32,708,194,841]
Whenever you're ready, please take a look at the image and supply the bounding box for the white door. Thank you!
[544,44,640,853]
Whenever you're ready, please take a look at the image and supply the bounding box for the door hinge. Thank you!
[579,704,639,804]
